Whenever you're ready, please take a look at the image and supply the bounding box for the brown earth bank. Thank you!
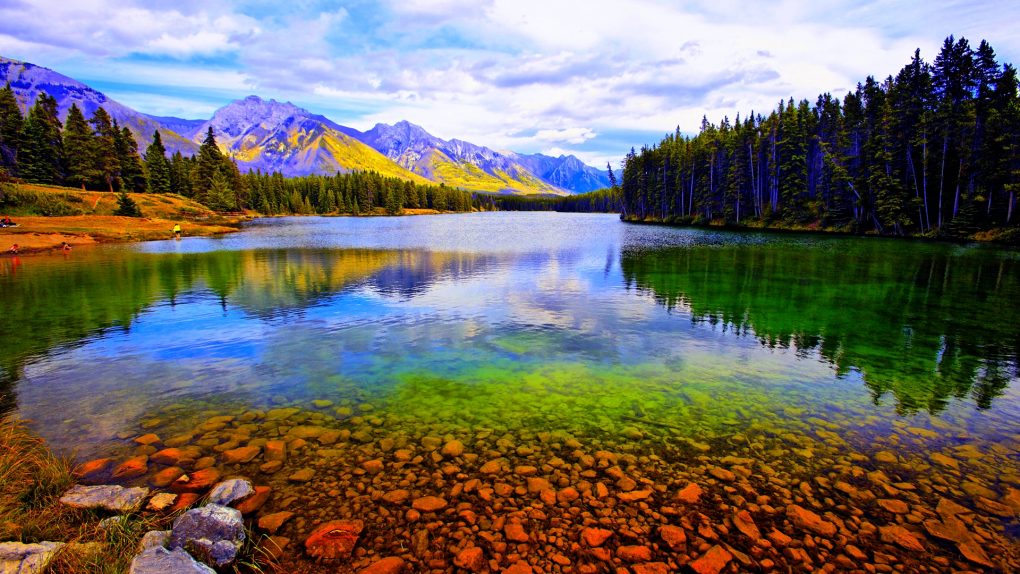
[0,215,243,253]
[0,184,453,254]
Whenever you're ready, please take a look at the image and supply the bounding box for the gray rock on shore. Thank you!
[60,485,149,512]
[128,546,216,574]
[0,541,65,574]
[168,504,245,567]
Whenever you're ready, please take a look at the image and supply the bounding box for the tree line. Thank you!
[620,36,1020,238]
[0,86,473,215]
[476,184,621,213]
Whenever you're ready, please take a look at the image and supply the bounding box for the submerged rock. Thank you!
[304,520,363,560]
[128,546,215,574]
[207,478,254,506]
[60,484,149,512]
[169,504,245,567]
[786,504,837,537]
[690,544,733,574]
[0,541,64,574]
[359,556,405,573]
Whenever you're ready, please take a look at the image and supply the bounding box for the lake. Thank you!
[2,212,1018,572]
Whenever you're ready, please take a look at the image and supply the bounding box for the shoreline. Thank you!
[618,215,1020,246]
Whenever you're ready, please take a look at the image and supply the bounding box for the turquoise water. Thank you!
[1,213,1018,570]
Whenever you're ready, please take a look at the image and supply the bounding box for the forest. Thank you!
[478,185,621,213]
[0,89,473,215]
[620,36,1020,239]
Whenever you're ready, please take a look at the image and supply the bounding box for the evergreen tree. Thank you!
[114,191,142,216]
[62,103,97,190]
[89,107,120,191]
[144,130,172,194]
[19,94,63,184]
[195,127,223,203]
[0,83,22,173]
[206,168,236,211]
[115,125,146,192]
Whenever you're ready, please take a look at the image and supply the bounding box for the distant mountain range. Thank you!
[0,57,609,195]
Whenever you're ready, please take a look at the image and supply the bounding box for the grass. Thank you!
[0,415,75,542]
[0,183,246,252]
[0,415,276,573]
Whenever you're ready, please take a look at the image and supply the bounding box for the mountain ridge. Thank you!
[1,56,609,194]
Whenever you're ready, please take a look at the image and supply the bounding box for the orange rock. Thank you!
[170,492,200,512]
[581,527,613,547]
[264,440,287,462]
[879,525,925,551]
[617,489,653,502]
[786,504,836,537]
[411,496,447,512]
[233,486,272,514]
[382,489,410,504]
[690,544,733,574]
[151,447,201,466]
[633,563,670,574]
[454,546,486,572]
[616,545,652,562]
[72,458,114,483]
[659,525,686,550]
[677,482,704,503]
[150,466,185,488]
[733,510,761,540]
[305,520,363,560]
[258,511,295,534]
[133,433,161,446]
[222,445,260,464]
[504,521,529,543]
[171,467,221,493]
[502,562,534,574]
[112,455,148,480]
[877,499,909,514]
[361,459,384,474]
[359,556,404,574]
[556,487,580,503]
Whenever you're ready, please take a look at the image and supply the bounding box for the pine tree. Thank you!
[89,107,120,191]
[115,125,146,192]
[62,104,97,190]
[206,168,236,212]
[144,130,171,194]
[114,191,142,216]
[0,83,22,173]
[195,127,223,203]
[19,94,63,184]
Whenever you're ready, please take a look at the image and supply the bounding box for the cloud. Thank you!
[2,0,1019,168]
[533,127,596,145]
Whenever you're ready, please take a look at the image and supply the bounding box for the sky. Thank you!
[0,0,1018,169]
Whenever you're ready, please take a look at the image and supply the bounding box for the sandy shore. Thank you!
[0,215,243,254]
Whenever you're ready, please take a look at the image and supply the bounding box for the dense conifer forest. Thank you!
[619,37,1020,240]
[0,89,473,215]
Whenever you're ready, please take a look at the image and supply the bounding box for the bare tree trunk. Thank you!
[938,135,947,228]
[952,158,963,218]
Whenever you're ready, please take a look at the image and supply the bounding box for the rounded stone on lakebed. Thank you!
[304,520,363,560]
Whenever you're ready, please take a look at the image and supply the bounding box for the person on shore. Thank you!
[7,243,18,254]
[172,223,182,239]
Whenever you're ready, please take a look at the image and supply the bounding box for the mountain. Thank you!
[0,57,198,156]
[1,56,610,194]
[355,121,610,195]
[192,96,427,182]
[511,153,610,193]
[355,121,565,195]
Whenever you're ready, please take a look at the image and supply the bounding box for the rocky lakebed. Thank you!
[6,395,1019,574]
